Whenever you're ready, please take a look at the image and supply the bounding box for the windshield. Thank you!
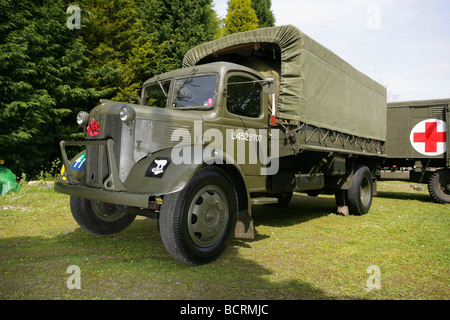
[142,80,170,108]
[172,75,217,108]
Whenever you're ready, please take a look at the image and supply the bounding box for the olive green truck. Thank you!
[381,99,449,203]
[55,25,387,265]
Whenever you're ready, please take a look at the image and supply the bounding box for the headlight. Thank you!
[119,106,136,123]
[76,111,90,127]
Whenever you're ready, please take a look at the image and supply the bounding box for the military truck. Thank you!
[381,99,449,203]
[55,25,387,265]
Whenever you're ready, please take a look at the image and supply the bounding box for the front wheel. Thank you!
[347,165,373,215]
[159,166,237,266]
[428,170,450,204]
[69,197,136,235]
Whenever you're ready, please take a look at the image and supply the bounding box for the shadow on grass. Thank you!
[0,205,358,300]
[250,193,337,228]
[375,190,432,203]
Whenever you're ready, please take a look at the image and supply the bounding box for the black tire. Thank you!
[159,166,237,266]
[347,165,373,215]
[428,170,450,204]
[69,197,136,235]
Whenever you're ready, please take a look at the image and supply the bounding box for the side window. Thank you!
[142,80,170,108]
[227,75,262,118]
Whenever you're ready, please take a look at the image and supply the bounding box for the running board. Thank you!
[250,197,278,205]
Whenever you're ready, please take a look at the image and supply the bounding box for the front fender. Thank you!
[124,147,250,199]
[124,148,200,196]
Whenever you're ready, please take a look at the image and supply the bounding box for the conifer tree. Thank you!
[78,0,162,103]
[0,0,104,176]
[137,0,219,70]
[251,0,275,28]
[224,0,259,35]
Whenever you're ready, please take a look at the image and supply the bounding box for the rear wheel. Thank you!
[347,165,373,215]
[428,170,450,204]
[159,166,237,266]
[69,197,136,235]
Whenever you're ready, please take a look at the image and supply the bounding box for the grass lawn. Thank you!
[0,181,448,300]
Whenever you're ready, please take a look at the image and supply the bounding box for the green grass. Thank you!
[0,181,448,300]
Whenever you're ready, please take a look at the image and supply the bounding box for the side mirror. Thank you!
[262,76,276,95]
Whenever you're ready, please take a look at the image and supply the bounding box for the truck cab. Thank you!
[56,62,278,265]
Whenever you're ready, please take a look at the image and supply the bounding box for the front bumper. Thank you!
[56,139,152,208]
[59,139,125,190]
[54,181,152,208]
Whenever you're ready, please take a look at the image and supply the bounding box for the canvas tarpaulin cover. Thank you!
[183,25,387,141]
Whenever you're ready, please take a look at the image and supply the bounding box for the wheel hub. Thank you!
[359,177,371,206]
[444,182,450,193]
[91,201,126,222]
[188,186,228,247]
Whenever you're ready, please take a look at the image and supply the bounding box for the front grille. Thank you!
[85,114,122,186]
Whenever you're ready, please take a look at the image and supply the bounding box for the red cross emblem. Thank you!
[410,119,447,156]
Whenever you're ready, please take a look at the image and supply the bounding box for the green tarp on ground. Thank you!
[183,25,387,141]
[0,165,20,195]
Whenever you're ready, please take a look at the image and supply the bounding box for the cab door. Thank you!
[221,72,269,190]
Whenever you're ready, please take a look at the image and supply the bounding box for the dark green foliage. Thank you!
[137,0,219,70]
[251,0,275,28]
[79,0,164,103]
[224,0,259,35]
[0,0,104,177]
[0,0,221,178]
